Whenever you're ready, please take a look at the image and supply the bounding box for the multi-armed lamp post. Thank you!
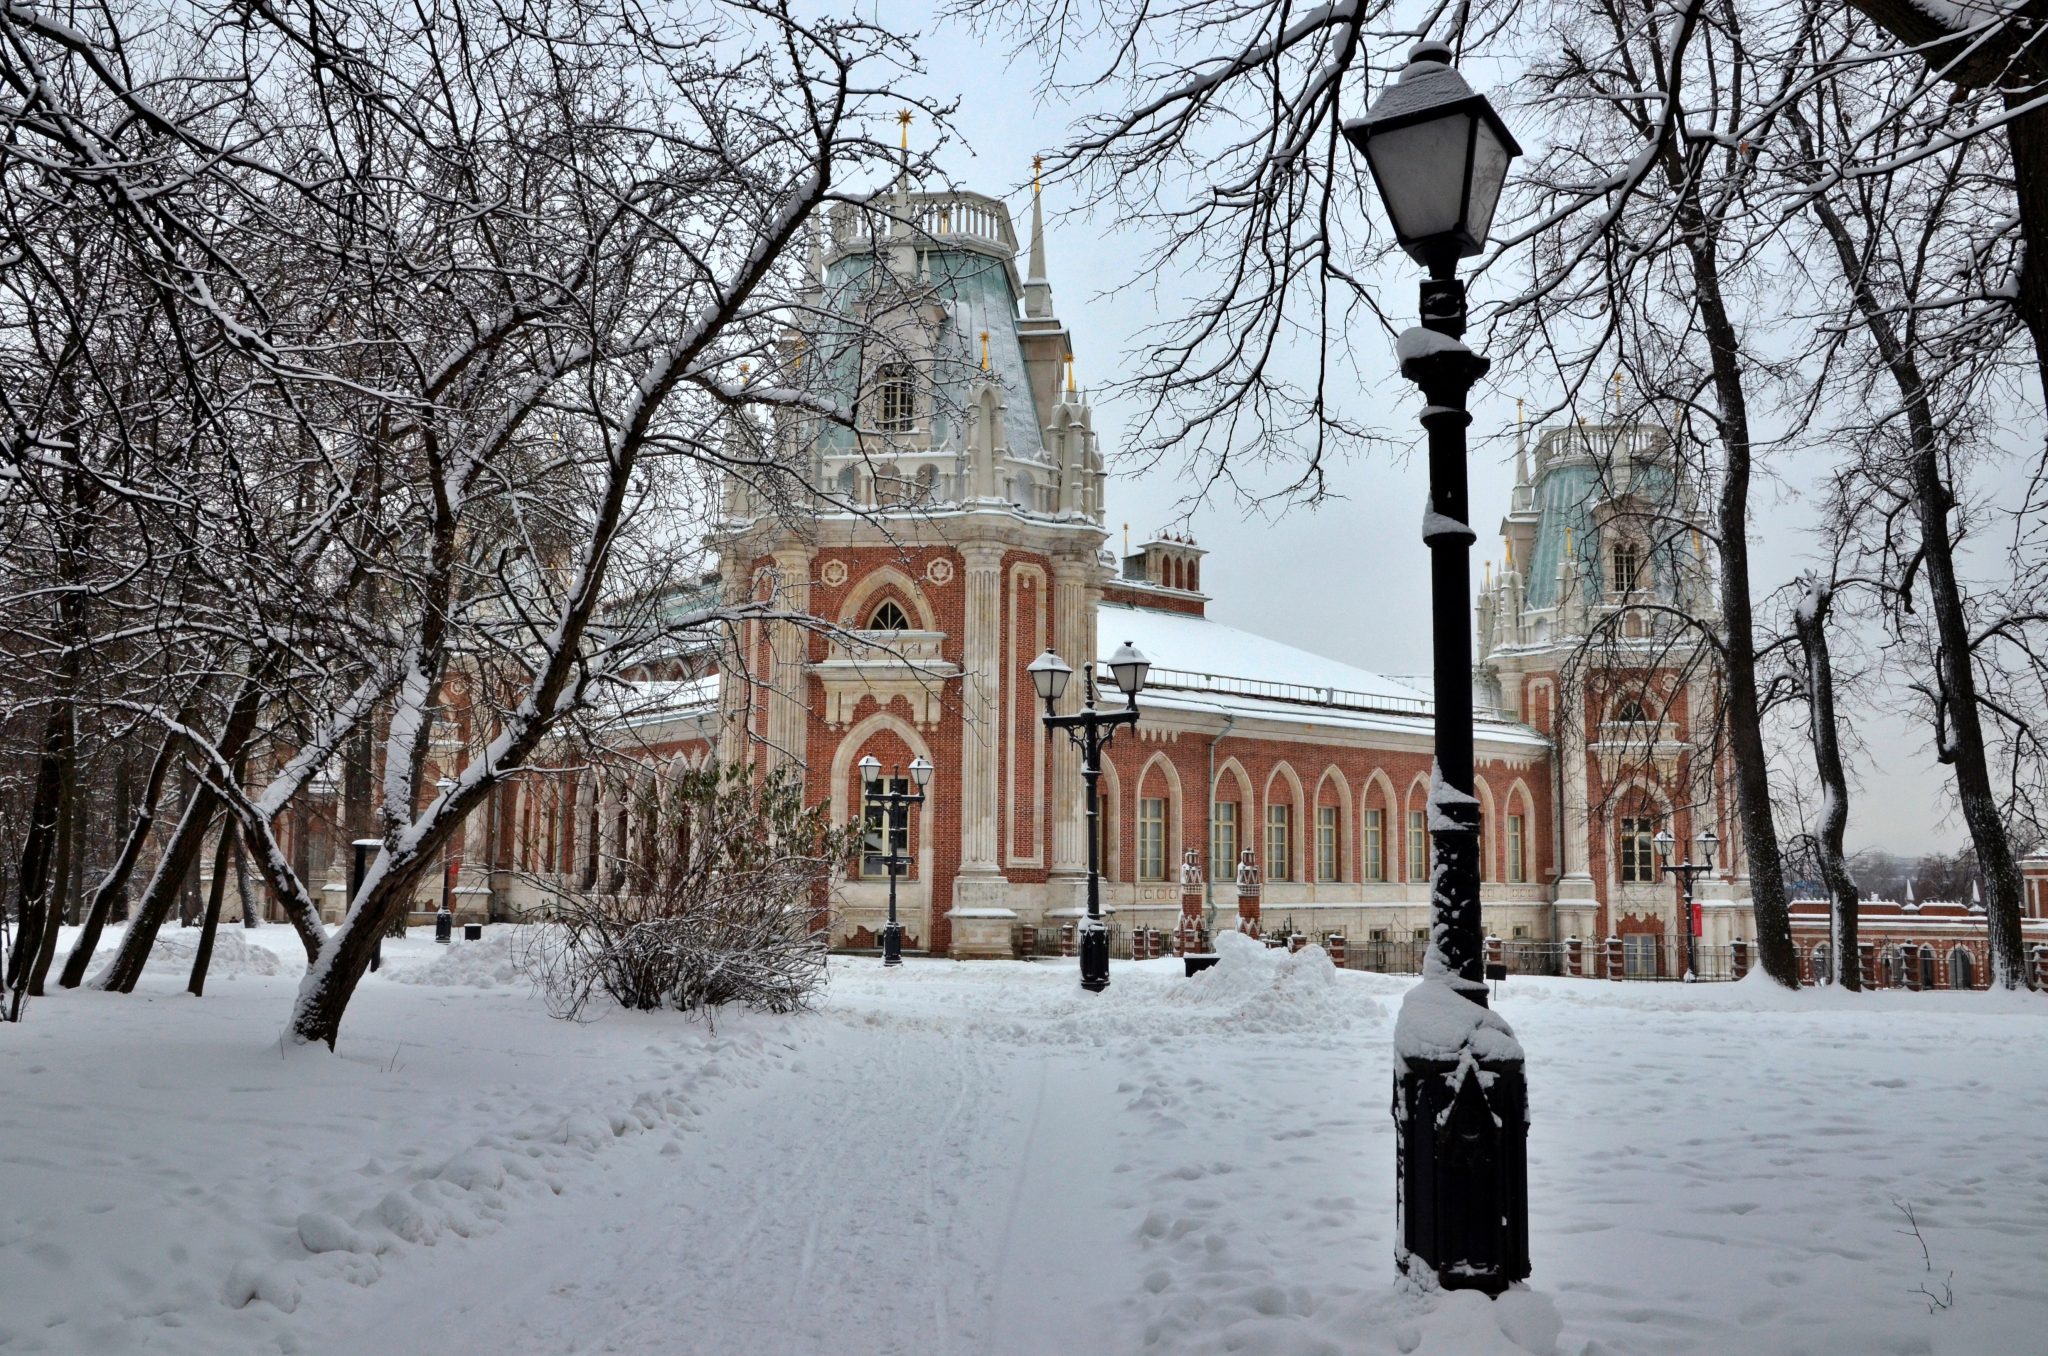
[1654,825,1719,981]
[1026,640,1151,993]
[858,752,933,967]
[1344,40,1529,1293]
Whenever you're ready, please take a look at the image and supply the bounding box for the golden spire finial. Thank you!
[1033,154,1044,195]
[1565,526,1575,557]
[1485,559,1493,588]
[979,330,990,371]
[1065,353,1076,393]
[1516,397,1524,425]
[1505,537,1514,569]
[897,109,913,150]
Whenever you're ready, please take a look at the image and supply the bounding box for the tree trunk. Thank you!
[60,733,178,986]
[1793,581,1860,989]
[234,835,261,928]
[1687,231,1799,986]
[4,712,68,1018]
[1800,167,2035,989]
[94,681,266,992]
[291,850,439,1047]
[188,821,235,996]
[27,732,77,996]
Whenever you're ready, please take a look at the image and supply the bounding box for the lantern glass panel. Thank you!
[1364,112,1477,246]
[1464,116,1513,246]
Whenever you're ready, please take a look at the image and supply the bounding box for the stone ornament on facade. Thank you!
[819,559,848,587]
[925,557,955,585]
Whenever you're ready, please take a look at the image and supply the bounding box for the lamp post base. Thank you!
[882,920,903,968]
[1394,1051,1530,1295]
[1079,922,1109,992]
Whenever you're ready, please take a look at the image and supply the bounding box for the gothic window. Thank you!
[1948,947,1975,989]
[1618,815,1657,883]
[1507,813,1526,883]
[867,364,915,433]
[1316,805,1339,882]
[1266,803,1293,882]
[1918,945,1937,989]
[1138,797,1167,881]
[1614,695,1650,723]
[836,466,856,500]
[1364,808,1385,882]
[1610,540,1642,593]
[1623,934,1659,977]
[860,775,910,878]
[1210,802,1238,882]
[867,600,910,632]
[1811,944,1832,984]
[1407,810,1429,882]
[914,464,937,503]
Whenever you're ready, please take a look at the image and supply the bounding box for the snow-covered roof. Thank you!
[1095,601,1547,749]
[1097,602,1429,707]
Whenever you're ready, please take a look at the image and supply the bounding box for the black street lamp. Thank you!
[434,776,458,944]
[1028,640,1151,992]
[1654,825,1719,981]
[859,752,932,967]
[1345,39,1529,1295]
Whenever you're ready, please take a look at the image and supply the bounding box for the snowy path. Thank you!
[314,1006,1136,1356]
[5,928,2048,1355]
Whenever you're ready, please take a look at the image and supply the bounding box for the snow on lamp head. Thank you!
[1342,41,1522,278]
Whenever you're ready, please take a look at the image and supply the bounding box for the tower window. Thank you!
[1610,540,1642,593]
[867,364,915,433]
[867,600,910,631]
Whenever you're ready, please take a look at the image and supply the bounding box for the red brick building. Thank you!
[430,181,2048,983]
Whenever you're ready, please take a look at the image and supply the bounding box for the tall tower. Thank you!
[1477,417,1737,961]
[712,164,1107,956]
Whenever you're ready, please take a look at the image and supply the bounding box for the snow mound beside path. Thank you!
[1164,929,1380,1033]
[387,927,523,989]
[146,926,283,978]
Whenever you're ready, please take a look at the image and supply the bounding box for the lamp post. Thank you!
[434,776,458,944]
[859,752,932,967]
[1654,825,1718,981]
[1027,640,1151,992]
[1345,40,1528,1294]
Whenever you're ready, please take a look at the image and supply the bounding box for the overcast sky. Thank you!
[881,4,2036,859]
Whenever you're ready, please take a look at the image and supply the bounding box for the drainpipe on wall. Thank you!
[1205,713,1236,931]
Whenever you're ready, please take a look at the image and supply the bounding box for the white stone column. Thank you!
[763,546,814,776]
[1554,691,1600,913]
[958,544,1005,877]
[1049,555,1095,876]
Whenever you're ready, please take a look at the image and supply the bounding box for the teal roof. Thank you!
[816,248,1044,459]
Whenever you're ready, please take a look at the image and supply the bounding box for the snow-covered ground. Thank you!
[3,925,2045,1355]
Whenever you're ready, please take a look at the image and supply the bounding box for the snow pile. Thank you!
[145,926,285,978]
[1164,928,1378,1034]
[386,927,523,988]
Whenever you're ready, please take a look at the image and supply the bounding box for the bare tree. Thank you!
[1,0,937,1045]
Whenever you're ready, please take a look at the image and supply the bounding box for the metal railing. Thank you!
[1113,665,1436,718]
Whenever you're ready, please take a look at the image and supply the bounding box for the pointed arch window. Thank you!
[867,600,911,632]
